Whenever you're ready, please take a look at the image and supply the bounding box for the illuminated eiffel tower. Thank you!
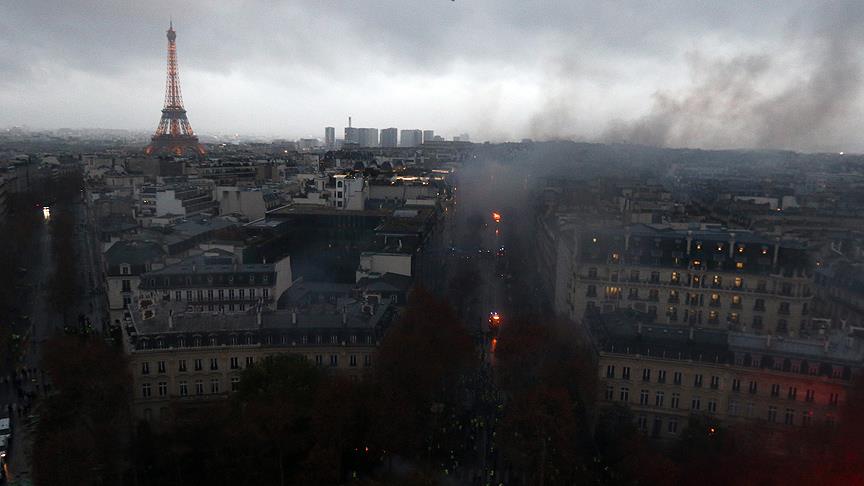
[145,22,205,157]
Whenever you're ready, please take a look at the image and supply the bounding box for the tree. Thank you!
[369,289,476,462]
[33,336,132,486]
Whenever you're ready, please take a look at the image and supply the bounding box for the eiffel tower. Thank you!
[145,22,205,157]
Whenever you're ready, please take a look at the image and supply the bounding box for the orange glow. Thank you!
[491,337,498,352]
[492,212,501,223]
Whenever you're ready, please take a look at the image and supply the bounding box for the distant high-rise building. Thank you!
[400,129,422,147]
[324,127,335,148]
[380,128,398,148]
[344,116,359,146]
[453,133,471,142]
[423,130,434,144]
[358,128,379,147]
[344,127,359,145]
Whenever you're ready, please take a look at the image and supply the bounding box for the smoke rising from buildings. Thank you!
[600,4,864,152]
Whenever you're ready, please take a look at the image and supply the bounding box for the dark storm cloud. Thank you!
[2,0,862,151]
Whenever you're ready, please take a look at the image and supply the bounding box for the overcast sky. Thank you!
[2,1,864,151]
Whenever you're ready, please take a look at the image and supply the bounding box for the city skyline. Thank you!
[3,1,864,151]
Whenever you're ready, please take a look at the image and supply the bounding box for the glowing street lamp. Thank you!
[492,212,501,223]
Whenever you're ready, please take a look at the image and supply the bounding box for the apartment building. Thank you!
[137,249,292,314]
[567,224,814,337]
[126,298,396,421]
[592,313,862,439]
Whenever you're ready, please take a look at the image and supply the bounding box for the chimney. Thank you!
[766,334,771,348]
[637,321,643,335]
[342,307,347,327]
[168,309,174,330]
[688,326,695,341]
[291,310,297,326]
[348,116,352,128]
[256,307,262,328]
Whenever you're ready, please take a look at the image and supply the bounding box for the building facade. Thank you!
[126,299,396,421]
[380,128,398,148]
[567,224,814,337]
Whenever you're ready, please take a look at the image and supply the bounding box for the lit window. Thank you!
[736,262,745,270]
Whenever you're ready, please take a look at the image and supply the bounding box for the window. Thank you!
[586,285,597,297]
[195,380,204,395]
[175,291,182,302]
[734,277,743,289]
[650,271,660,283]
[158,382,168,397]
[736,262,745,270]
[122,279,132,292]
[709,376,720,389]
[655,391,665,407]
[349,355,357,367]
[779,302,790,315]
[731,295,742,307]
[329,354,339,367]
[673,371,682,385]
[642,368,651,382]
[805,389,815,402]
[245,356,254,366]
[263,288,269,298]
[142,383,152,398]
[691,396,701,410]
[157,361,166,374]
[732,378,741,392]
[748,381,758,394]
[210,379,220,394]
[710,293,720,306]
[657,370,667,384]
[788,387,797,400]
[187,290,193,301]
[194,359,202,371]
[231,377,240,392]
[619,387,630,402]
[141,362,150,375]
[728,399,739,416]
[667,418,679,434]
[802,410,813,426]
[637,415,648,432]
[605,385,614,400]
[712,275,722,287]
[707,400,717,413]
[771,384,780,397]
[179,381,188,397]
[120,264,131,275]
[829,393,840,406]
[314,355,323,366]
[693,374,703,387]
[768,406,777,422]
[671,393,680,409]
[784,408,794,425]
[671,272,680,284]
[207,289,214,301]
[230,357,239,370]
[753,316,763,329]
[210,358,218,371]
[622,367,631,380]
[668,290,679,303]
[364,355,372,367]
[639,389,649,405]
[588,267,598,278]
[648,289,659,301]
[177,359,187,372]
[627,288,639,300]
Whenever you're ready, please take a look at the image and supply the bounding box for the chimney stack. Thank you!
[291,309,297,326]
[168,309,174,329]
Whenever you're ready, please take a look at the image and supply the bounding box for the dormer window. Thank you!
[120,264,131,275]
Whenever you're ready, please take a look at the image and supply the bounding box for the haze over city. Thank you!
[3,1,864,151]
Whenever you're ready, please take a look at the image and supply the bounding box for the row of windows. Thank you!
[138,332,374,349]
[587,301,791,331]
[146,273,271,288]
[587,286,800,314]
[161,288,270,302]
[140,353,373,377]
[608,386,835,425]
[585,268,807,295]
[605,366,841,404]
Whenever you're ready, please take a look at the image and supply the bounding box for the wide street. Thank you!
[1,197,107,485]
